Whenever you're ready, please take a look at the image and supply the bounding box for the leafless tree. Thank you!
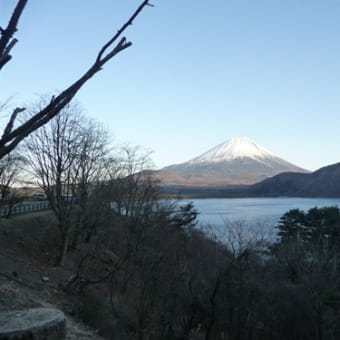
[104,145,158,220]
[71,119,112,246]
[0,0,152,159]
[0,151,25,217]
[0,152,24,199]
[25,104,85,265]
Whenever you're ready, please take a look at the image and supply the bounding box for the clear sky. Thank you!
[1,1,340,171]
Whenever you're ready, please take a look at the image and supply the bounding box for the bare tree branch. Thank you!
[0,0,152,159]
[0,0,27,70]
[96,0,151,63]
[1,107,25,140]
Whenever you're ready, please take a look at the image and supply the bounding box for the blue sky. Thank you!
[1,1,340,171]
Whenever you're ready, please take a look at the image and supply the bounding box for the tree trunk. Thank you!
[59,232,69,266]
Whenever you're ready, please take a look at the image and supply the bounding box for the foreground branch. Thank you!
[0,0,152,159]
[0,0,27,70]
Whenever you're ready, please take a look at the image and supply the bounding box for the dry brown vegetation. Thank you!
[0,211,104,339]
[3,195,340,340]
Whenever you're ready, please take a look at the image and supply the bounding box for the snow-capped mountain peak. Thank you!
[189,137,275,164]
[160,137,308,186]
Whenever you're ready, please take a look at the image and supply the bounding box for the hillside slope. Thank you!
[248,162,340,197]
[0,212,104,339]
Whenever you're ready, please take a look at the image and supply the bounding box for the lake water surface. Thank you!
[184,197,340,241]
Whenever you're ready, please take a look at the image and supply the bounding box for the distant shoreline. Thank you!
[160,185,340,199]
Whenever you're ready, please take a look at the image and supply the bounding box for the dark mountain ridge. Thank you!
[160,162,340,198]
[247,162,340,197]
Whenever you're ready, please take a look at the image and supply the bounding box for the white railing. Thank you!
[0,200,50,217]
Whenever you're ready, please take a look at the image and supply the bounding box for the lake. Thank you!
[183,197,340,243]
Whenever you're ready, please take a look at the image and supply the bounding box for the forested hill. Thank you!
[161,162,340,198]
[246,162,340,197]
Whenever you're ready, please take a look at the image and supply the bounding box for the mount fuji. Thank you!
[158,137,308,186]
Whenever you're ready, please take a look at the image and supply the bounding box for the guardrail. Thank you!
[0,201,50,217]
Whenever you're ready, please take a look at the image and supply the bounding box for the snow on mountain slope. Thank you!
[159,137,309,186]
[190,137,275,163]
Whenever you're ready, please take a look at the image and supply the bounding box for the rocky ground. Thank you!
[0,211,104,339]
